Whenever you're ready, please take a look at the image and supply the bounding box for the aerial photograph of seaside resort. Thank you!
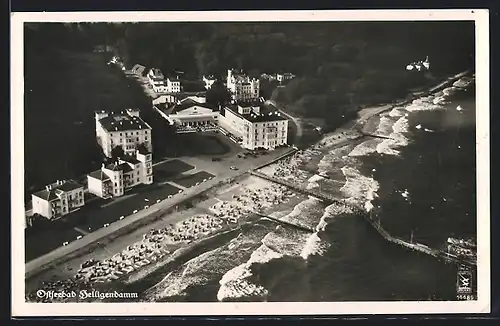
[21,19,479,303]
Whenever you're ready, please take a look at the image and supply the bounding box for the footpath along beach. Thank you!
[25,70,472,302]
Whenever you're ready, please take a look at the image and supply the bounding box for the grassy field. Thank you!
[153,159,195,182]
[174,171,215,188]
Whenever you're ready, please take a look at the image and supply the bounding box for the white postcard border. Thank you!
[11,9,490,316]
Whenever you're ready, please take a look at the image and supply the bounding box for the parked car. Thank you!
[230,166,238,170]
[212,157,221,162]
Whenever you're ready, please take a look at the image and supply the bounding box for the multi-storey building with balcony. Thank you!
[166,76,182,93]
[95,108,152,158]
[218,100,288,150]
[31,180,85,220]
[147,68,168,93]
[87,150,153,199]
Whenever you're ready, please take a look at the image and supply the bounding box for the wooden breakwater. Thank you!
[362,214,476,267]
[254,212,316,233]
[253,147,298,170]
[250,170,349,206]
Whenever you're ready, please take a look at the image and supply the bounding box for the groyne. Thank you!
[363,214,476,267]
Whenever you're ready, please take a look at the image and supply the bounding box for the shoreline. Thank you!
[25,173,306,301]
[25,171,252,281]
[25,70,474,301]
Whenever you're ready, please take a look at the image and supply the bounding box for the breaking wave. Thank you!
[340,166,379,212]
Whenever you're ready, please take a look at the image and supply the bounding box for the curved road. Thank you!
[265,100,303,143]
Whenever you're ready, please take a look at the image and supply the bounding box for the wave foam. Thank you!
[301,233,330,259]
[316,202,356,232]
[340,166,379,212]
[217,244,280,302]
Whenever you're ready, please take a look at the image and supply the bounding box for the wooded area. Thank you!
[25,21,474,131]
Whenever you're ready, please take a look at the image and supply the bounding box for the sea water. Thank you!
[132,81,476,302]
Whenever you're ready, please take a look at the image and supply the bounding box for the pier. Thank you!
[363,213,476,267]
[250,170,350,206]
[253,212,316,233]
[358,131,395,140]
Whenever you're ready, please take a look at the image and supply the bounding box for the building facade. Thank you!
[87,151,153,199]
[32,180,85,220]
[218,102,288,150]
[147,68,168,93]
[166,77,182,93]
[154,97,218,133]
[226,69,260,101]
[277,73,295,83]
[95,108,152,158]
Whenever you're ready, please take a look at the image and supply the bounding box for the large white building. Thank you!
[31,180,85,220]
[147,68,168,93]
[277,72,295,83]
[166,77,182,93]
[147,69,183,93]
[226,69,260,101]
[87,151,153,199]
[218,101,288,150]
[95,108,152,158]
[154,97,219,133]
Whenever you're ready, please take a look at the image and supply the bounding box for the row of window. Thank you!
[112,176,152,195]
[118,131,149,137]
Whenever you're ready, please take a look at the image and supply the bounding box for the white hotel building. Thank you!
[147,68,182,93]
[95,108,152,158]
[226,69,260,101]
[219,101,288,150]
[147,68,167,93]
[31,180,85,220]
[87,151,153,199]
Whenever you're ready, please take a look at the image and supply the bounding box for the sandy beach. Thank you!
[26,173,303,302]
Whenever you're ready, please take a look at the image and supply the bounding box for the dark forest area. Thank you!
[25,21,475,125]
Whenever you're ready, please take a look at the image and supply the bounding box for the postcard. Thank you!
[11,9,490,316]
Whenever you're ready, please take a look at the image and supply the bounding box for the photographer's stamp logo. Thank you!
[456,265,477,301]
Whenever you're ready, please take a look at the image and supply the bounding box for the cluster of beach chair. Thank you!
[211,184,293,220]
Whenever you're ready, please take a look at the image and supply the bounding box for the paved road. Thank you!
[25,147,293,278]
[266,100,303,141]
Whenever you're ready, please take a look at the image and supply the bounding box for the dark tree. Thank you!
[110,145,125,159]
[206,80,231,107]
[136,142,149,154]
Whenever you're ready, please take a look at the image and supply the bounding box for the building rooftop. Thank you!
[57,180,84,192]
[150,68,164,78]
[224,104,287,123]
[88,170,111,181]
[120,154,141,165]
[118,163,134,173]
[32,189,59,201]
[32,180,83,201]
[160,98,215,115]
[104,161,135,173]
[98,112,151,132]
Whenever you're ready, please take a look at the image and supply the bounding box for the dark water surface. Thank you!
[129,88,475,302]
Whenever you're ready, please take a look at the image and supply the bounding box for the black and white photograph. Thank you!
[11,10,490,316]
